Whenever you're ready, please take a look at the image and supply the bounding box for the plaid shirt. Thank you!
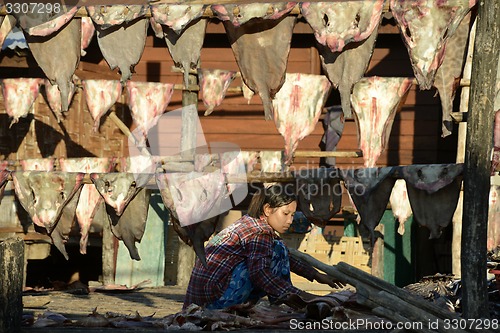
[184,214,317,308]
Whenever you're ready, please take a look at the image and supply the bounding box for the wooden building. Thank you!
[0,13,459,267]
[0,13,462,290]
[0,1,498,320]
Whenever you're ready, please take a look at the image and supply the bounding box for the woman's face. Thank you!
[264,201,297,234]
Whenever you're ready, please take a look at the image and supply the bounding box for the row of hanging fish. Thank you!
[0,72,327,166]
[0,0,478,138]
[154,162,478,264]
[0,157,152,262]
[0,150,290,263]
[150,161,465,265]
[0,77,174,136]
[6,70,492,171]
[296,164,466,248]
[0,154,474,265]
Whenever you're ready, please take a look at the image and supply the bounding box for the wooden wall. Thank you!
[0,91,129,162]
[0,49,131,164]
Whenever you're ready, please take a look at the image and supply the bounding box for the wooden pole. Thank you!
[452,18,477,278]
[176,72,199,287]
[0,237,24,333]
[371,224,384,279]
[101,209,115,285]
[461,0,500,319]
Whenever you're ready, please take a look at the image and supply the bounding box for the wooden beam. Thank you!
[1,163,463,185]
[461,0,500,319]
[288,249,480,333]
[293,150,362,158]
[75,62,120,81]
[108,111,151,157]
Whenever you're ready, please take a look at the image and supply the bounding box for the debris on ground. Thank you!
[20,252,500,331]
[22,292,391,331]
[88,279,151,293]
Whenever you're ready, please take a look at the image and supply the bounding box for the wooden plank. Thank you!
[403,88,441,105]
[76,62,121,80]
[185,105,442,120]
[291,254,464,324]
[371,48,412,61]
[333,150,440,167]
[371,224,384,278]
[366,61,414,77]
[9,87,130,161]
[198,117,440,136]
[377,23,401,35]
[205,20,314,34]
[294,151,361,158]
[202,133,439,150]
[197,61,313,73]
[461,0,500,319]
[140,44,313,63]
[138,48,173,62]
[0,55,30,68]
[200,47,313,62]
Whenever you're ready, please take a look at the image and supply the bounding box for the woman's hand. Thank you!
[314,272,345,289]
[276,290,316,309]
[298,290,318,302]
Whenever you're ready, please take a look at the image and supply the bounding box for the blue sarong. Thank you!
[206,239,291,309]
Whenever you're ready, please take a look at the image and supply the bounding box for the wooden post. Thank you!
[176,72,199,287]
[0,237,24,333]
[452,18,477,278]
[371,224,384,279]
[102,213,115,285]
[461,0,500,319]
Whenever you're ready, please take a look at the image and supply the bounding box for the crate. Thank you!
[281,231,371,294]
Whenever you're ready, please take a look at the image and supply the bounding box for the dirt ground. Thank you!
[20,286,392,333]
[22,285,187,323]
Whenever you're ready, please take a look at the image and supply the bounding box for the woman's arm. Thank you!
[289,254,317,281]
[246,233,302,299]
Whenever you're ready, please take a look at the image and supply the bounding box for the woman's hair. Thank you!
[247,183,296,218]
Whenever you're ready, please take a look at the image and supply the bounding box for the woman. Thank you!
[183,183,342,309]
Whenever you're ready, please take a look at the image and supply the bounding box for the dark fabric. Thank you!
[284,211,312,234]
[320,106,344,166]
